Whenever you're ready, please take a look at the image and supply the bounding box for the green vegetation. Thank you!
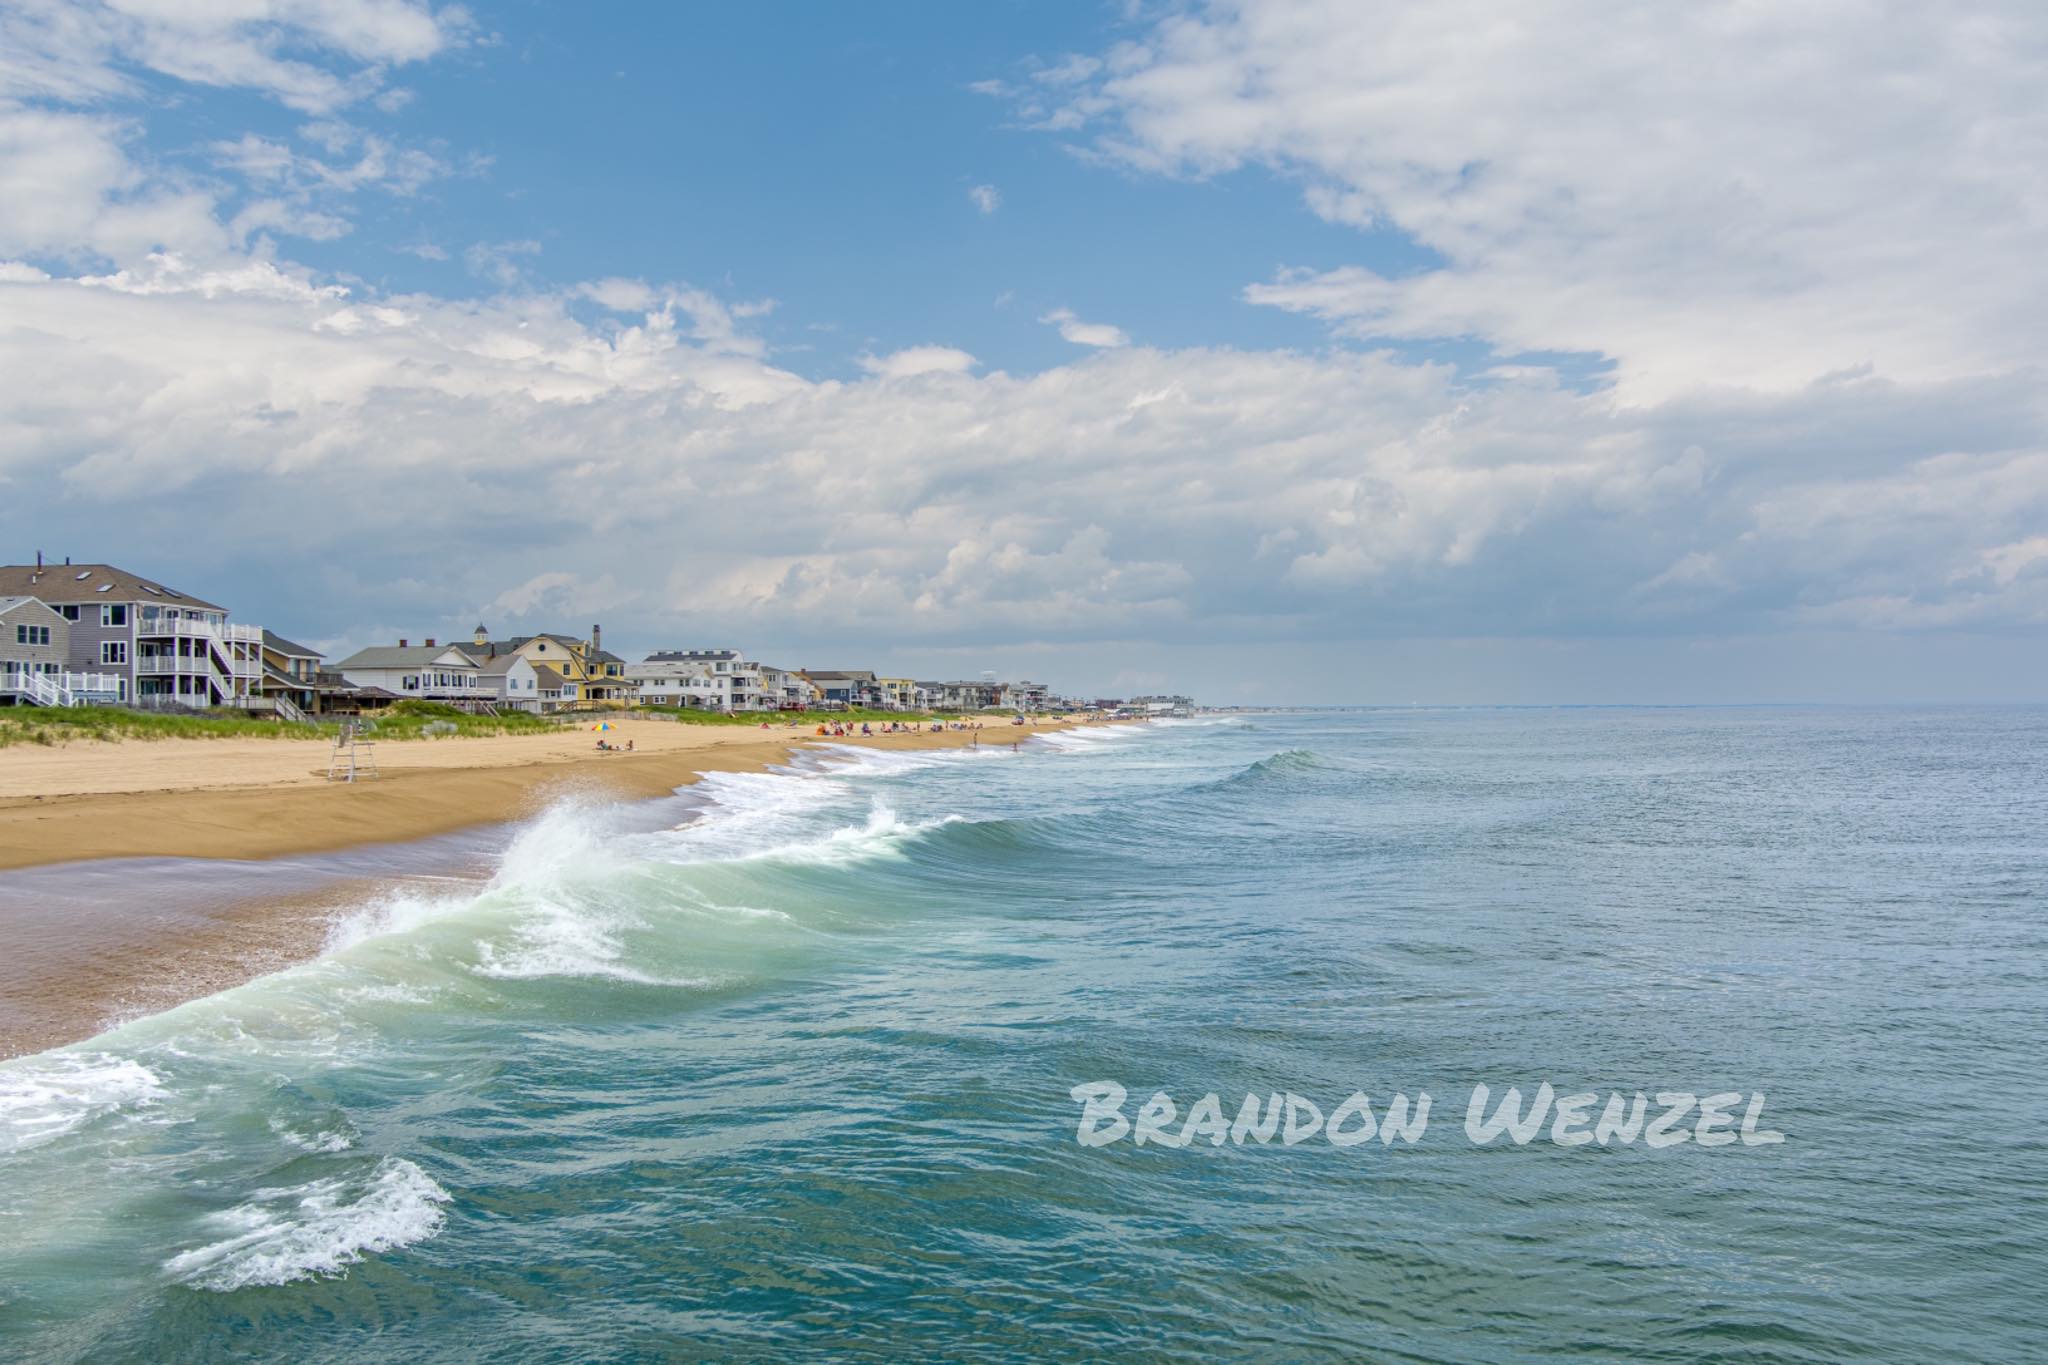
[360,699,559,740]
[0,699,559,748]
[0,705,326,747]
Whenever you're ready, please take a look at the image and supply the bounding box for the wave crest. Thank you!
[163,1156,451,1291]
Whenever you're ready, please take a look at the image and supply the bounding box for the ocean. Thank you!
[2,708,2044,1361]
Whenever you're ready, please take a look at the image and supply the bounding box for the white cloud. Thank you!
[3,265,2042,657]
[1020,0,2048,401]
[967,183,1000,214]
[1039,306,1128,348]
[859,345,978,380]
[1,0,467,113]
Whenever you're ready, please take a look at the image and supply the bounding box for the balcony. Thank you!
[138,616,262,645]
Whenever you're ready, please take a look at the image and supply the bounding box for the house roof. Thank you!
[474,653,532,677]
[532,664,568,688]
[804,670,876,682]
[333,644,481,670]
[262,629,322,659]
[0,595,63,619]
[0,563,225,611]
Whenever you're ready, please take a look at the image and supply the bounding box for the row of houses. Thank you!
[1,558,1107,718]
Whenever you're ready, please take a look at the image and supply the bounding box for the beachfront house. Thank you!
[466,624,623,707]
[0,595,105,705]
[0,559,262,707]
[533,664,571,709]
[928,680,1001,711]
[801,670,877,709]
[758,665,818,710]
[873,677,922,711]
[632,649,760,711]
[476,652,545,713]
[251,630,357,720]
[999,681,1052,712]
[333,639,484,702]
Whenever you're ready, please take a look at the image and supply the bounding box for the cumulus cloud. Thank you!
[3,0,2044,698]
[3,265,2043,665]
[1012,0,2048,401]
[1039,306,1128,348]
[967,183,1000,214]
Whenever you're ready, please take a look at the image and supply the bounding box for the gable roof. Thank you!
[0,563,225,611]
[475,653,534,677]
[0,595,64,620]
[332,644,481,670]
[531,664,568,688]
[262,629,322,659]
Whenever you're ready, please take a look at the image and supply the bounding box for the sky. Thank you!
[1,0,2044,704]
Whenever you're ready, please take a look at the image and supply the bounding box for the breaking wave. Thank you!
[0,1052,166,1155]
[163,1157,451,1292]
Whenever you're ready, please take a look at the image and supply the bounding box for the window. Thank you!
[404,675,420,691]
[58,604,80,621]
[15,624,50,646]
[102,604,127,627]
[101,641,128,665]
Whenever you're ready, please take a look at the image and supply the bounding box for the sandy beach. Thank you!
[0,716,1070,870]
[0,716,1083,1056]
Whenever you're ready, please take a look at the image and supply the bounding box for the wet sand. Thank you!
[0,717,1081,1057]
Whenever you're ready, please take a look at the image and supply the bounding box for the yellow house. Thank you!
[875,677,921,710]
[469,623,629,705]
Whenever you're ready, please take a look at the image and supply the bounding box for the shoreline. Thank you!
[0,717,1074,871]
[0,717,1090,1059]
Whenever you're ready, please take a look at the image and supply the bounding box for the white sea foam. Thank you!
[268,1113,359,1154]
[163,1157,451,1291]
[1036,727,1131,750]
[470,896,712,986]
[0,1053,166,1155]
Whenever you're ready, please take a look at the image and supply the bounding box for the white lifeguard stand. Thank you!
[327,720,380,782]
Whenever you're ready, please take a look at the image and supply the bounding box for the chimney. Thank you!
[425,637,436,647]
[399,638,409,647]
[591,623,602,656]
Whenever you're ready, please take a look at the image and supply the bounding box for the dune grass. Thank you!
[0,699,559,747]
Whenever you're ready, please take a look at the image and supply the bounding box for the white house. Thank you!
[476,652,544,712]
[332,640,484,701]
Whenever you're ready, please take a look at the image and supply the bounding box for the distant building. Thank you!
[999,680,1051,711]
[466,624,624,705]
[476,651,546,713]
[253,629,357,719]
[0,561,262,707]
[633,648,754,710]
[332,639,484,701]
[801,670,878,708]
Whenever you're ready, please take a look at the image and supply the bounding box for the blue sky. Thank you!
[153,4,1385,375]
[1,1,2045,702]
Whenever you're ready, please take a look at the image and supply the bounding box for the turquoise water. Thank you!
[3,709,2045,1361]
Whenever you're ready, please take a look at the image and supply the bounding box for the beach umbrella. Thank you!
[593,721,611,732]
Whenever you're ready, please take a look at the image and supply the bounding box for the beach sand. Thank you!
[0,716,1082,1057]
